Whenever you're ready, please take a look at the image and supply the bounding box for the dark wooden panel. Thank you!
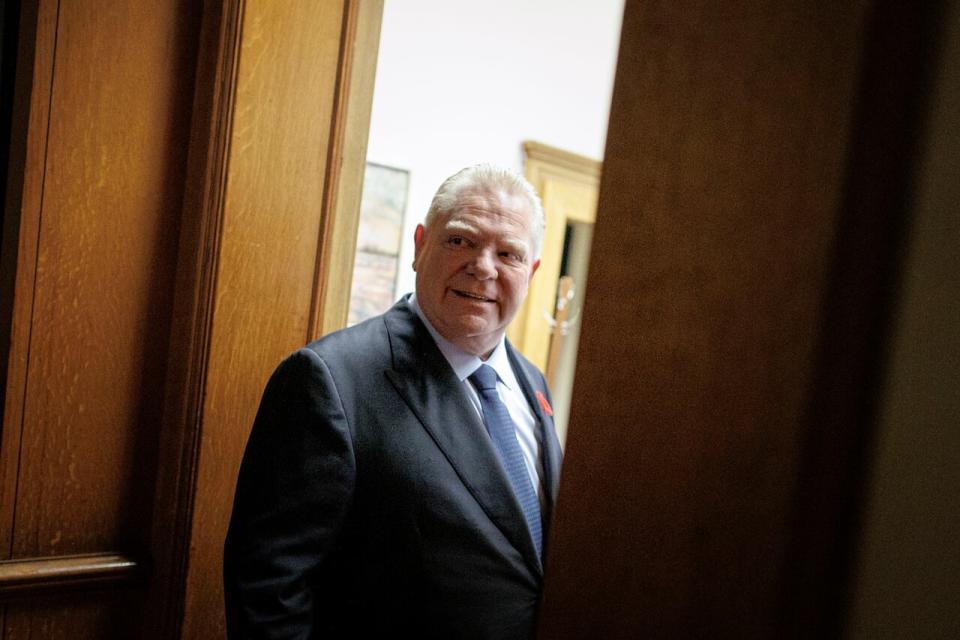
[142,1,246,635]
[1,0,202,638]
[778,2,948,636]
[10,0,199,557]
[538,1,871,638]
[844,6,960,633]
[3,0,379,637]
[3,589,143,640]
[1,0,58,561]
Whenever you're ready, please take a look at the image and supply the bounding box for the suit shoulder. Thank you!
[301,313,391,370]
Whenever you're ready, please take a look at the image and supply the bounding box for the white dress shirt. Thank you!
[409,295,546,506]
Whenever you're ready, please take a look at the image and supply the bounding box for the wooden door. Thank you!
[538,1,950,638]
[0,2,203,636]
[0,2,382,638]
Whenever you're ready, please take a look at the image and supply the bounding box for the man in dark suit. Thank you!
[224,164,563,639]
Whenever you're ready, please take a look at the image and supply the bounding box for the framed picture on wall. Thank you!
[348,162,410,326]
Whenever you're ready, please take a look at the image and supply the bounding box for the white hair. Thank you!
[424,164,546,260]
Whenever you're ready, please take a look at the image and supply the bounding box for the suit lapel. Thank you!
[382,302,543,575]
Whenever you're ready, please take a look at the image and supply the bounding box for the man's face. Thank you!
[413,189,540,358]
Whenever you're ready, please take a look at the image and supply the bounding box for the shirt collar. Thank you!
[408,293,518,390]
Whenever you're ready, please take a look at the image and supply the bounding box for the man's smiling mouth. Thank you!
[453,290,494,302]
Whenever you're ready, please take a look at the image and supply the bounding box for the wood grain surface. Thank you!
[174,2,372,637]
[1,0,59,564]
[311,0,384,339]
[1,0,201,637]
[11,0,198,559]
[538,2,871,638]
[1,0,380,637]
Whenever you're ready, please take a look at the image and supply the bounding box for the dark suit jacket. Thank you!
[224,298,563,639]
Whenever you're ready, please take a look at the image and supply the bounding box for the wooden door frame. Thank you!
[142,1,383,637]
[509,140,601,369]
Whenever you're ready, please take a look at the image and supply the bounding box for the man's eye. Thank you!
[447,237,464,246]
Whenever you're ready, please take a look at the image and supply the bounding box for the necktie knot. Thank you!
[469,364,498,392]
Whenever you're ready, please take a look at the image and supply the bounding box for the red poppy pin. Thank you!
[535,390,553,417]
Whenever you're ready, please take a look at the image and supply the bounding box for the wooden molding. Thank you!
[510,142,600,364]
[172,2,385,637]
[523,140,602,182]
[0,553,142,601]
[309,0,384,339]
[143,1,246,637]
[0,0,57,561]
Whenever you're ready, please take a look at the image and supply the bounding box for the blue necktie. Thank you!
[469,364,543,559]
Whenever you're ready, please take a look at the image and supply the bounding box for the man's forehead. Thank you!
[440,191,532,227]
[441,212,529,241]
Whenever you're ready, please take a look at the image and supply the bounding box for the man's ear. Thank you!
[412,224,425,270]
[530,258,541,278]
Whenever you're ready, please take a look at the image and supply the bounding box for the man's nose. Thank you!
[466,249,497,279]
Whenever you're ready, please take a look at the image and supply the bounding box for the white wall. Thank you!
[365,0,624,297]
